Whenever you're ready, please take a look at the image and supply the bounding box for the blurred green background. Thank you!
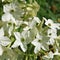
[36,0,60,21]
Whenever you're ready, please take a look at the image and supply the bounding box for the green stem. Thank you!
[25,55,28,60]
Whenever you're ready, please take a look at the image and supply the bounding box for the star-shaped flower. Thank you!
[43,17,60,29]
[2,13,16,24]
[3,3,16,13]
[0,27,11,55]
[11,32,27,52]
[43,49,60,59]
[31,33,46,53]
[47,29,57,45]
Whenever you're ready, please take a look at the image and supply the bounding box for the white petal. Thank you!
[36,33,42,40]
[21,30,28,39]
[2,13,11,21]
[34,46,40,53]
[47,38,55,45]
[33,17,41,23]
[12,39,26,52]
[31,39,39,46]
[48,51,54,58]
[2,13,16,24]
[54,49,60,55]
[23,21,28,25]
[20,42,26,52]
[45,19,53,26]
[0,45,3,56]
[8,25,13,36]
[13,32,26,52]
[14,32,21,40]
[0,36,11,46]
[29,20,36,28]
[32,39,42,53]
[44,51,54,58]
[47,29,57,38]
[23,26,30,31]
[3,3,16,13]
[0,27,4,37]
[11,39,20,48]
[54,23,60,29]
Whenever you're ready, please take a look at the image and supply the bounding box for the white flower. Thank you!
[43,49,60,59]
[21,30,30,40]
[0,27,11,56]
[47,29,57,38]
[32,39,42,53]
[43,17,60,29]
[54,49,60,55]
[44,18,54,29]
[47,29,57,45]
[3,3,16,13]
[29,17,41,29]
[21,30,32,44]
[2,13,16,24]
[36,33,42,40]
[0,28,11,46]
[31,33,46,53]
[47,38,55,45]
[11,32,27,52]
[54,23,60,29]
[43,51,54,59]
[2,23,13,37]
[33,17,41,24]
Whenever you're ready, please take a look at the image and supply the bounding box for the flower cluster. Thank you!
[1,0,60,60]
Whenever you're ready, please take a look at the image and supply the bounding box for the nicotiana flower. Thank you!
[54,23,60,29]
[0,27,11,55]
[0,27,11,46]
[43,17,60,29]
[11,32,27,52]
[43,49,60,59]
[21,30,31,43]
[47,38,55,45]
[47,29,57,38]
[2,23,13,37]
[2,13,16,24]
[3,3,16,13]
[29,17,41,29]
[21,29,36,44]
[33,17,41,24]
[47,28,57,45]
[32,38,43,54]
[31,33,46,53]
[54,49,60,55]
[44,51,54,59]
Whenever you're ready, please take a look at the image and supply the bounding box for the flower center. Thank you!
[49,33,52,36]
[21,38,25,42]
[10,9,14,13]
[48,23,51,26]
